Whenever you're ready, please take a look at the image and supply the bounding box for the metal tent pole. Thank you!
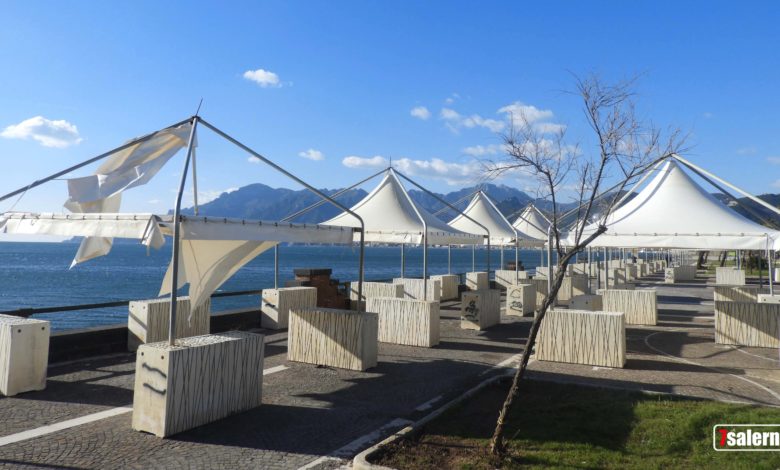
[587,246,592,293]
[500,246,504,271]
[546,226,553,295]
[401,243,405,278]
[768,236,775,296]
[167,117,199,346]
[472,245,476,271]
[605,247,610,288]
[515,240,519,283]
[274,245,279,288]
[448,245,452,274]
[423,234,428,297]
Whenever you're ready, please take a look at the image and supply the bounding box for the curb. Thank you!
[352,369,515,470]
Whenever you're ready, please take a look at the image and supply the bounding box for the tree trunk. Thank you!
[489,265,568,455]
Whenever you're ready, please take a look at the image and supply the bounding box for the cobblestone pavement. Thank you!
[0,273,778,469]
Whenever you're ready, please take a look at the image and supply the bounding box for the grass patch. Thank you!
[374,380,780,469]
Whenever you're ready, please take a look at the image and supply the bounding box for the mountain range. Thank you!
[179,181,780,228]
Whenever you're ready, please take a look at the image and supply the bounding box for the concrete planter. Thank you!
[460,290,501,330]
[465,272,489,291]
[392,278,441,301]
[128,297,210,352]
[569,294,603,311]
[349,281,403,309]
[715,267,746,286]
[288,307,378,371]
[430,274,459,301]
[601,289,658,325]
[536,309,626,368]
[0,314,50,396]
[131,331,264,437]
[713,285,760,303]
[714,301,780,348]
[505,284,536,317]
[665,266,697,283]
[529,279,549,310]
[366,298,439,348]
[494,269,529,289]
[261,287,317,330]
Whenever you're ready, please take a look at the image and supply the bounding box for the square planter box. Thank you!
[132,331,265,437]
[0,314,50,396]
[625,265,638,282]
[529,279,549,310]
[261,287,317,330]
[349,281,403,310]
[392,278,441,301]
[569,294,603,311]
[128,297,210,352]
[460,289,501,330]
[431,274,459,301]
[466,272,489,291]
[758,294,780,304]
[715,267,746,286]
[536,309,626,368]
[713,285,760,303]
[714,301,780,348]
[611,268,627,285]
[505,284,536,317]
[601,289,657,325]
[288,307,378,371]
[366,298,439,347]
[494,270,529,289]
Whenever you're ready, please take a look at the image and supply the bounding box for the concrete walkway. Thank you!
[0,273,777,469]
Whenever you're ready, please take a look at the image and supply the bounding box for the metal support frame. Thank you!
[401,244,406,278]
[448,245,452,274]
[274,245,279,289]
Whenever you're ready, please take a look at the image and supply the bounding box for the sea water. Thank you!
[0,242,548,331]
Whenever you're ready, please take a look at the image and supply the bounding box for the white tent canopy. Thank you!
[0,212,354,309]
[323,170,481,245]
[571,160,780,250]
[449,191,541,247]
[512,204,551,241]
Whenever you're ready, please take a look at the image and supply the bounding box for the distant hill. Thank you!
[179,182,535,223]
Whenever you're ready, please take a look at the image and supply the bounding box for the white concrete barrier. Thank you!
[0,314,49,396]
[367,298,439,348]
[715,267,746,286]
[465,272,489,291]
[132,331,264,437]
[536,309,626,368]
[569,294,603,311]
[460,290,501,330]
[392,278,441,301]
[349,281,403,304]
[261,287,317,329]
[713,285,760,303]
[601,289,657,325]
[494,269,529,289]
[505,284,536,317]
[128,297,210,352]
[714,301,780,348]
[430,274,459,301]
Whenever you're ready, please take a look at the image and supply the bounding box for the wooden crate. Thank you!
[714,301,780,348]
[288,307,378,371]
[132,331,264,437]
[0,314,50,396]
[505,284,536,317]
[366,298,439,347]
[392,278,441,301]
[430,274,459,301]
[261,287,317,330]
[465,272,489,291]
[128,297,210,352]
[536,309,626,368]
[601,289,657,325]
[460,290,501,330]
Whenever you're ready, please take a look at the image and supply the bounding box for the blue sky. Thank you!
[1,1,779,214]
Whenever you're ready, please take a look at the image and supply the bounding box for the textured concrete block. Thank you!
[713,285,760,303]
[349,282,403,310]
[716,267,746,286]
[392,278,441,301]
[465,272,488,291]
[714,301,780,348]
[0,314,50,396]
[758,294,780,304]
[665,266,697,283]
[460,289,501,330]
[132,331,265,437]
[529,279,549,310]
[505,284,536,316]
[494,270,529,289]
[430,274,459,301]
[366,298,439,347]
[601,289,657,325]
[128,297,210,351]
[536,309,626,368]
[569,294,603,311]
[261,287,317,330]
[288,307,378,371]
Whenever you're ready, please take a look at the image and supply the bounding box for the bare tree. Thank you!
[484,74,686,455]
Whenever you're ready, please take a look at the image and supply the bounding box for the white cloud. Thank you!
[147,199,161,205]
[342,155,388,169]
[299,148,324,161]
[462,144,506,157]
[444,93,460,105]
[533,122,567,134]
[703,112,714,119]
[198,187,239,204]
[440,108,460,121]
[410,106,431,120]
[243,68,282,88]
[737,146,757,156]
[440,108,505,133]
[498,102,554,124]
[767,157,780,165]
[1,116,82,148]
